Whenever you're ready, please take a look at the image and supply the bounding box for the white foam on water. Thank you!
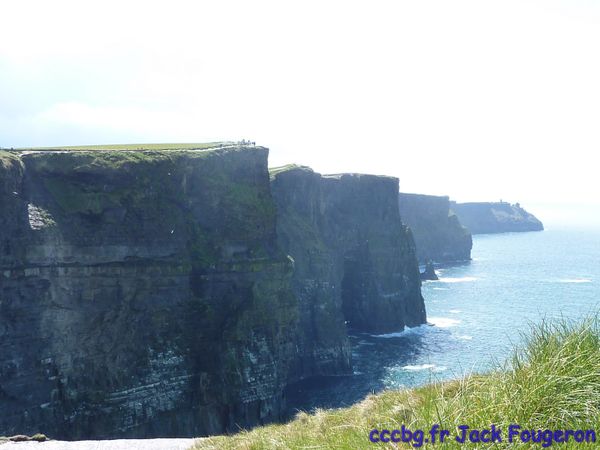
[556,278,592,284]
[401,364,447,372]
[372,331,405,338]
[428,317,460,328]
[437,277,478,283]
[457,335,473,340]
[449,309,462,314]
[432,287,449,290]
[371,324,430,338]
[401,364,435,371]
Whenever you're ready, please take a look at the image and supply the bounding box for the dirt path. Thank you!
[0,439,196,450]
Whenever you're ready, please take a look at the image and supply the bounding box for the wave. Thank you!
[449,309,462,314]
[436,276,478,283]
[371,316,461,337]
[556,278,592,284]
[401,364,447,372]
[457,334,473,340]
[432,287,449,291]
[401,364,434,371]
[372,331,406,338]
[428,317,460,328]
[371,324,430,338]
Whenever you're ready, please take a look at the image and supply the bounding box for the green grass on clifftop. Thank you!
[268,164,313,179]
[0,150,20,167]
[194,318,600,449]
[13,142,233,152]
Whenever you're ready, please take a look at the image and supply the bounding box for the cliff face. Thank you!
[398,193,472,263]
[0,148,298,439]
[271,166,426,375]
[0,150,427,439]
[451,202,544,234]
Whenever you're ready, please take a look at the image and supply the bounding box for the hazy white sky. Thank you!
[1,1,599,224]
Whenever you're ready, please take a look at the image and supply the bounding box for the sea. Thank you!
[285,227,600,415]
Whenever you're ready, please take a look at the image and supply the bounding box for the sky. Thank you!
[1,0,599,226]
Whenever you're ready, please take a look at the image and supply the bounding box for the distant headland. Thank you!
[450,201,544,234]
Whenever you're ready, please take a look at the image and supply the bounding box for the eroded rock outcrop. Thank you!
[398,193,472,263]
[0,148,298,439]
[451,201,544,234]
[420,261,439,281]
[270,166,426,375]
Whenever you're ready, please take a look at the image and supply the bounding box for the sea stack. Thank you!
[420,261,439,281]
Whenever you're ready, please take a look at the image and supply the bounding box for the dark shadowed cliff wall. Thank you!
[0,150,427,440]
[270,166,426,376]
[0,148,298,439]
[398,193,472,263]
[451,201,544,234]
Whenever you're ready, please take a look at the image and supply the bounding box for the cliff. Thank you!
[270,166,426,376]
[0,149,426,440]
[0,147,299,439]
[451,201,544,234]
[398,193,472,263]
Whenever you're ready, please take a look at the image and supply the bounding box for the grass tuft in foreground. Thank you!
[194,317,600,449]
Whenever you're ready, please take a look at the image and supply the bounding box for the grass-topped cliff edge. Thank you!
[8,142,234,151]
[195,318,600,449]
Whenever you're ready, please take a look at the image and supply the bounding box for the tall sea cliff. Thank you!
[271,166,426,377]
[0,148,299,438]
[0,149,425,439]
[398,193,472,263]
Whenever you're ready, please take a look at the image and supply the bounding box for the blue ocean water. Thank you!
[285,228,600,414]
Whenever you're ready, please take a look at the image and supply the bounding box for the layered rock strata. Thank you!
[0,150,426,439]
[398,193,472,263]
[271,166,426,376]
[0,148,297,438]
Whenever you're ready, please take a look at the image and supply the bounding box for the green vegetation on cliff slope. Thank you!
[194,318,600,449]
[0,150,21,168]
